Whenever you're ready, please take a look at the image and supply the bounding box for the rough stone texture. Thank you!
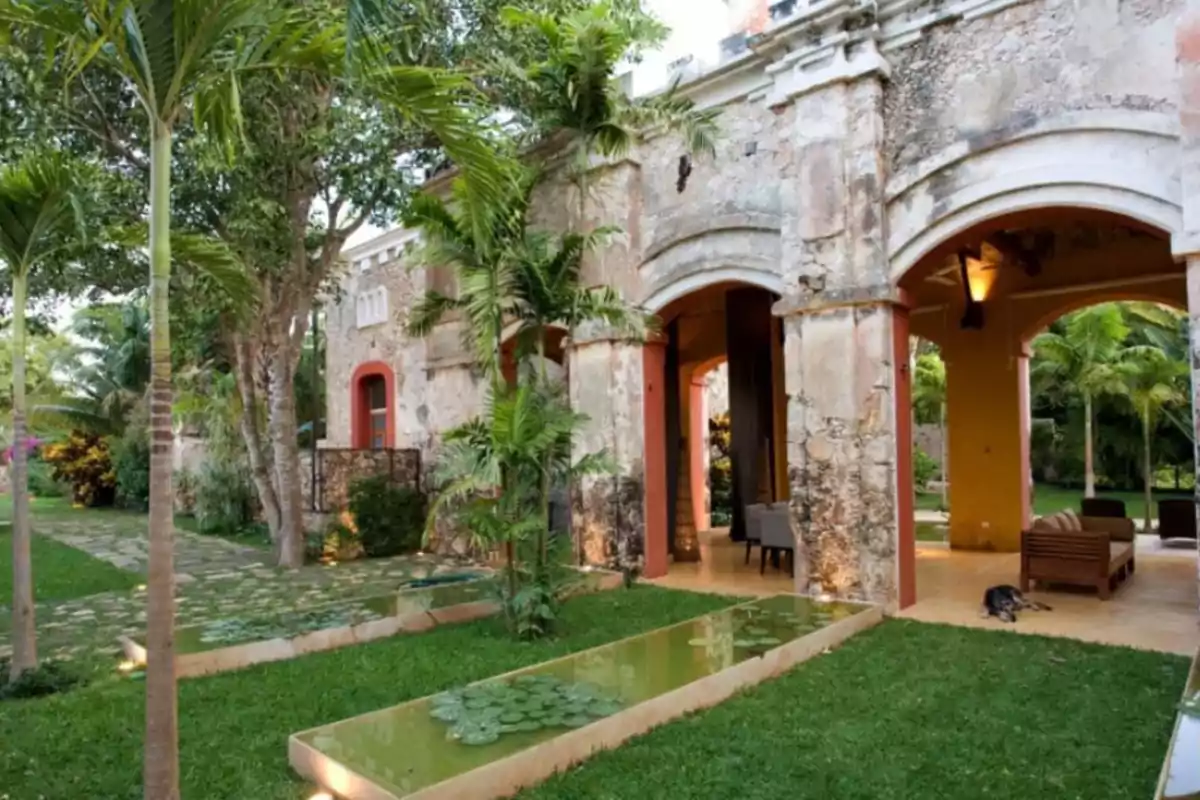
[321,0,1200,604]
[314,448,421,512]
[883,0,1180,172]
[785,306,899,604]
[568,340,646,571]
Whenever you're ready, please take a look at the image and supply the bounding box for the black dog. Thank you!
[981,584,1051,623]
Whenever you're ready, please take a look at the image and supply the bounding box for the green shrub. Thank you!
[913,447,939,490]
[347,476,425,558]
[111,427,151,511]
[0,660,85,701]
[194,460,257,535]
[26,456,65,498]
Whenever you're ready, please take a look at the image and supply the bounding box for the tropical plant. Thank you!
[498,1,718,226]
[1032,304,1129,498]
[912,350,947,507]
[41,430,116,507]
[429,383,607,635]
[0,150,87,683]
[1116,347,1188,532]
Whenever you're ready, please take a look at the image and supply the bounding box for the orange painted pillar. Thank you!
[891,302,916,609]
[642,340,669,579]
[688,376,708,533]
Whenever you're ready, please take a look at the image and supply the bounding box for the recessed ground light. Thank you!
[744,141,758,156]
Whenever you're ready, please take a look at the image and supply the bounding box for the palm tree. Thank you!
[0,150,85,683]
[1116,346,1187,533]
[912,350,948,508]
[1032,304,1129,497]
[499,2,718,228]
[1,3,306,795]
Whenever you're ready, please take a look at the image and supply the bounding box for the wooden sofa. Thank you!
[1020,510,1136,599]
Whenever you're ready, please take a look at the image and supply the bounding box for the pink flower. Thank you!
[2,437,41,465]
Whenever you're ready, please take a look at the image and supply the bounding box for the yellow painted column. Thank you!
[942,326,1031,551]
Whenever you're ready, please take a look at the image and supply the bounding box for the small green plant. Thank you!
[194,460,257,534]
[621,562,641,589]
[347,476,425,558]
[428,674,624,745]
[111,425,151,510]
[26,455,65,498]
[0,659,85,701]
[913,446,939,491]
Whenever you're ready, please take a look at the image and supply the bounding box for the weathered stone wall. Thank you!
[883,0,1180,172]
[326,229,430,451]
[314,448,421,513]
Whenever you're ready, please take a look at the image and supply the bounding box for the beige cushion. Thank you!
[1062,509,1083,531]
[1110,541,1133,562]
[1032,515,1057,532]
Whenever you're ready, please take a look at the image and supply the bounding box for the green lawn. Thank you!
[917,483,1193,521]
[0,586,735,799]
[0,530,140,603]
[0,497,140,602]
[522,622,1189,800]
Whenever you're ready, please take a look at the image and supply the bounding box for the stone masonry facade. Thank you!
[328,0,1200,609]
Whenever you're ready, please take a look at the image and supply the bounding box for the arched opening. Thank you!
[350,361,395,450]
[641,280,789,587]
[898,207,1198,631]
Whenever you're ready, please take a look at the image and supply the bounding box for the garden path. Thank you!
[1,512,475,668]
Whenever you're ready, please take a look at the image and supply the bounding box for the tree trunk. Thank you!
[1083,393,1095,498]
[267,345,305,568]
[144,121,180,800]
[938,401,948,511]
[8,268,36,682]
[1143,404,1153,534]
[232,334,281,541]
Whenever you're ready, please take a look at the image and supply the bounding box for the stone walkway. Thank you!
[1,513,479,668]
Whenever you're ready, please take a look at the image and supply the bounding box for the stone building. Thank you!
[327,0,1200,611]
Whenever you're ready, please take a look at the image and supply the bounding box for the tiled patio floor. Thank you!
[650,528,1200,655]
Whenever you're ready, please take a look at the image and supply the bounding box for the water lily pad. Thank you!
[513,719,543,732]
[459,727,500,746]
[562,715,592,728]
[743,626,770,636]
[499,711,525,724]
[587,700,623,717]
[431,675,622,744]
[755,636,782,646]
[688,637,715,647]
[733,638,759,648]
[430,704,463,722]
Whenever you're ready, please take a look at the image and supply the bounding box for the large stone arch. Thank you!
[638,223,784,314]
[886,110,1182,283]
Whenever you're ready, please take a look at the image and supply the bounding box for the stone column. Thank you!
[567,333,647,572]
[1175,5,1200,610]
[642,339,669,579]
[782,302,903,605]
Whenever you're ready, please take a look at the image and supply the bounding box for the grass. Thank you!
[0,497,141,603]
[522,621,1189,800]
[916,483,1193,521]
[0,586,736,799]
[0,531,140,603]
[915,521,946,542]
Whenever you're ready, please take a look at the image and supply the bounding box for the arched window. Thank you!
[351,362,395,449]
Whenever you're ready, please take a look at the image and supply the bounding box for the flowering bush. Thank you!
[1,436,41,465]
[41,431,116,507]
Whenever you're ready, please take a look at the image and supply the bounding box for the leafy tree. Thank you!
[1031,304,1129,498]
[1116,347,1187,531]
[0,150,86,683]
[912,350,947,507]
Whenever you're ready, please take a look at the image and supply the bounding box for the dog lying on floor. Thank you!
[980,584,1052,622]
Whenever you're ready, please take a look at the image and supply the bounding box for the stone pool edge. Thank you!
[120,568,622,679]
[288,597,884,800]
[1154,645,1199,800]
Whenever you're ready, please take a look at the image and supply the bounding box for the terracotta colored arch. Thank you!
[350,360,396,449]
